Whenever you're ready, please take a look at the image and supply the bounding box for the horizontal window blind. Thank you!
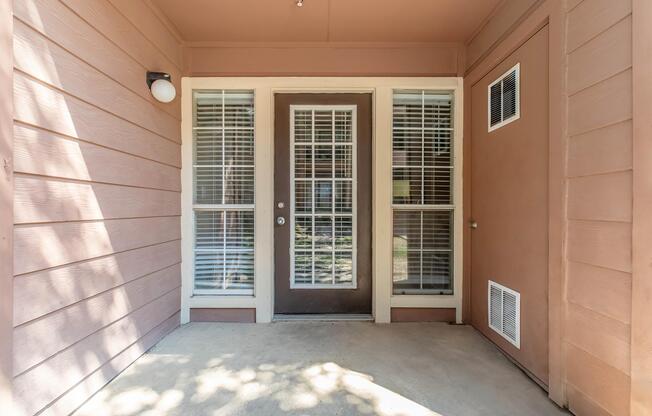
[392,90,454,295]
[193,90,255,294]
[291,107,357,288]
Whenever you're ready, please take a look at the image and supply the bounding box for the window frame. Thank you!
[391,89,456,296]
[191,89,256,296]
[180,77,464,325]
[487,63,521,132]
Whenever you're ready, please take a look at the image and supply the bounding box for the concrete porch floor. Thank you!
[73,322,568,416]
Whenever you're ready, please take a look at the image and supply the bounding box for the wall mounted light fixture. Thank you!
[146,71,176,103]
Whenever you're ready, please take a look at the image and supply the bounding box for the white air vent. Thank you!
[488,280,520,348]
[488,63,520,132]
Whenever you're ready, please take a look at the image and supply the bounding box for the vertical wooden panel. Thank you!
[631,0,652,413]
[0,0,13,413]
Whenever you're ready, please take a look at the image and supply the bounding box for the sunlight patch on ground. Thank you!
[76,355,443,416]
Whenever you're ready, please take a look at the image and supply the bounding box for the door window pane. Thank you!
[291,107,356,287]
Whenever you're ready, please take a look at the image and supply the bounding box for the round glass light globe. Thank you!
[151,79,176,103]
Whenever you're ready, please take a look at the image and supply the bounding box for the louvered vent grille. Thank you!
[192,90,255,294]
[488,63,520,131]
[392,90,454,295]
[488,280,520,348]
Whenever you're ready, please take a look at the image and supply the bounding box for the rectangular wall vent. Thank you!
[488,63,520,132]
[488,280,520,348]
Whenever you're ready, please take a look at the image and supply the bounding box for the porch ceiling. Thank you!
[151,0,502,44]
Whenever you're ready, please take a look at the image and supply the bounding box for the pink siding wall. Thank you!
[1,0,14,413]
[564,0,633,414]
[11,0,182,414]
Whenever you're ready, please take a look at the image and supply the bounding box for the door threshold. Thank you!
[273,314,374,322]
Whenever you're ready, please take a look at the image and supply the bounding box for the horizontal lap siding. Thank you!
[11,0,182,414]
[564,0,633,414]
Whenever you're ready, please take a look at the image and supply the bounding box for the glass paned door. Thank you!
[290,106,357,288]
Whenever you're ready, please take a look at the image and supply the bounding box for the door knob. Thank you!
[469,220,478,229]
[276,216,286,226]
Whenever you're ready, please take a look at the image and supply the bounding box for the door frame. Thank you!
[180,77,464,324]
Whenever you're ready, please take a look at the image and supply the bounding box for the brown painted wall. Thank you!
[11,0,182,414]
[184,43,463,77]
[464,0,542,72]
[469,26,550,385]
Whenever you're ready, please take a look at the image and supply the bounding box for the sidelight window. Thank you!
[192,90,255,294]
[392,90,454,295]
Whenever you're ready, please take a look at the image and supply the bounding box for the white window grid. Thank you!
[289,105,358,289]
[391,89,455,295]
[192,89,255,296]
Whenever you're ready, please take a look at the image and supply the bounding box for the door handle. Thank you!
[469,219,478,229]
[276,216,286,226]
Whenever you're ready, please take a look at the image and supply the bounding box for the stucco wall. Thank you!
[11,0,182,414]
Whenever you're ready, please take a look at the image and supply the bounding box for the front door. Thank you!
[274,94,372,314]
[470,26,549,384]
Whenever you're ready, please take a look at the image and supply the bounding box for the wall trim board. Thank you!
[189,308,256,323]
[0,0,13,412]
[631,0,652,413]
[390,308,456,323]
[182,43,463,77]
[462,0,566,406]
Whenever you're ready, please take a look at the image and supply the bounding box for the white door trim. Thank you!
[181,77,464,324]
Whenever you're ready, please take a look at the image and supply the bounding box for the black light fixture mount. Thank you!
[146,71,171,89]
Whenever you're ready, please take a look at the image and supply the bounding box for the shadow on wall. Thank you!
[11,2,181,415]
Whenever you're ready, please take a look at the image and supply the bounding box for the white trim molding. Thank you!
[181,77,464,324]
